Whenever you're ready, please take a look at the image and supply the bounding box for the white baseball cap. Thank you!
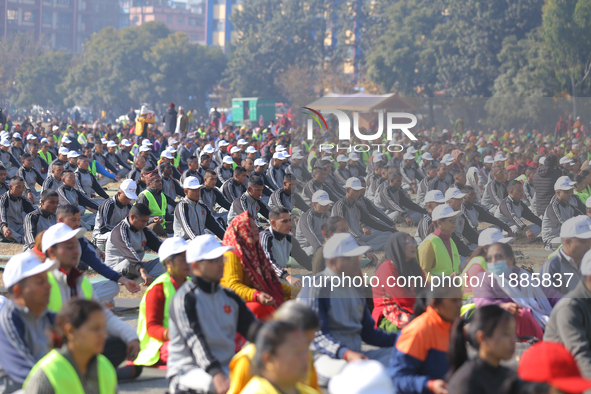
[161,150,173,159]
[42,223,86,253]
[276,145,286,152]
[3,252,59,289]
[52,125,59,132]
[374,154,384,163]
[560,215,591,239]
[218,140,229,147]
[40,138,48,144]
[12,133,21,139]
[554,176,576,191]
[0,139,10,147]
[539,156,547,166]
[62,137,71,144]
[424,190,446,204]
[281,151,291,158]
[292,147,302,153]
[67,150,80,158]
[478,227,514,246]
[483,155,494,164]
[223,156,234,165]
[58,147,69,155]
[142,139,153,146]
[323,233,370,259]
[432,204,462,221]
[107,141,117,148]
[337,154,348,163]
[407,147,418,154]
[26,134,36,141]
[159,237,189,263]
[186,234,233,262]
[560,156,574,166]
[140,145,151,152]
[167,146,177,154]
[119,179,138,200]
[273,152,283,159]
[514,146,522,153]
[445,187,466,201]
[170,139,179,145]
[100,138,108,144]
[202,145,215,153]
[237,139,247,145]
[349,153,360,161]
[121,139,131,147]
[422,152,433,161]
[254,158,267,166]
[442,129,449,134]
[183,176,203,189]
[320,156,334,163]
[292,152,304,160]
[579,249,591,275]
[328,360,394,394]
[442,153,453,165]
[494,154,507,162]
[246,146,257,154]
[312,190,333,206]
[586,196,591,209]
[345,177,364,190]
[230,146,241,154]
[403,152,414,160]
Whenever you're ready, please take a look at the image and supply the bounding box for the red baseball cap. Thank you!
[518,342,591,393]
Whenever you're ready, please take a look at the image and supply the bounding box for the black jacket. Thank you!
[533,165,563,216]
[163,108,178,133]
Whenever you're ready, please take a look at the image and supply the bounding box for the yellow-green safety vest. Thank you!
[421,233,461,277]
[174,152,180,169]
[89,160,97,177]
[460,256,487,299]
[134,273,176,366]
[307,151,317,172]
[139,190,167,228]
[47,272,93,313]
[24,349,116,394]
[39,150,52,165]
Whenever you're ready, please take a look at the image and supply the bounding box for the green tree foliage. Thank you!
[14,52,71,109]
[0,32,45,98]
[224,0,327,98]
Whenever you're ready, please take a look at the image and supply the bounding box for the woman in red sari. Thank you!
[372,232,425,332]
[221,212,293,321]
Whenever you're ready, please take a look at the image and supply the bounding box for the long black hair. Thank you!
[382,232,424,291]
[448,304,514,375]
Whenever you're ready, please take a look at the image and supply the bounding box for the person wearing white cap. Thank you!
[494,180,542,242]
[46,146,69,175]
[268,173,309,212]
[415,164,438,209]
[375,171,427,226]
[91,178,138,248]
[0,137,21,178]
[417,204,462,278]
[285,151,312,186]
[104,203,165,287]
[427,163,452,195]
[227,175,271,228]
[159,162,185,202]
[140,144,159,170]
[136,105,155,139]
[332,177,396,251]
[10,133,24,160]
[229,145,243,166]
[0,177,36,243]
[213,140,229,165]
[328,360,394,394]
[400,152,422,193]
[417,152,434,178]
[542,175,584,250]
[41,223,141,376]
[173,176,225,241]
[252,158,275,202]
[540,215,591,294]
[57,170,100,230]
[478,156,494,187]
[319,157,346,199]
[334,154,351,185]
[267,151,286,190]
[41,157,65,195]
[91,140,120,187]
[105,140,131,178]
[0,252,59,391]
[26,142,49,176]
[365,156,386,202]
[167,234,260,394]
[297,233,396,385]
[295,190,334,256]
[37,138,54,169]
[414,189,447,243]
[16,152,45,204]
[346,152,365,179]
[0,165,8,196]
[559,155,574,167]
[74,153,111,200]
[216,155,235,184]
[245,145,258,161]
[134,237,190,367]
[481,165,508,212]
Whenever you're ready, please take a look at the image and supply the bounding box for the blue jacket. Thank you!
[79,237,121,282]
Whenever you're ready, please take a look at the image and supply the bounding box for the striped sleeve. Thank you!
[259,230,286,279]
[96,197,115,233]
[0,193,9,229]
[175,201,198,240]
[499,198,526,230]
[22,211,39,250]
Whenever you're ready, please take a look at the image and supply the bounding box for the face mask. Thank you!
[488,260,509,275]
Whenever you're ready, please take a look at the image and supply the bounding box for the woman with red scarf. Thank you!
[221,211,293,320]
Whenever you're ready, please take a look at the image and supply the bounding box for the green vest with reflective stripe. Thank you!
[139,190,167,228]
[307,151,317,172]
[135,273,176,366]
[89,160,97,176]
[39,150,52,165]
[548,244,563,259]
[174,152,180,169]
[421,233,461,277]
[47,272,93,313]
[460,256,487,299]
[24,349,116,394]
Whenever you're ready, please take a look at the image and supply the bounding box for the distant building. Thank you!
[0,0,119,52]
[129,4,205,43]
[203,0,239,51]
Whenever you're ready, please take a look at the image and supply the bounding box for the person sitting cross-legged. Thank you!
[92,179,137,250]
[22,190,58,252]
[56,170,98,231]
[0,176,36,243]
